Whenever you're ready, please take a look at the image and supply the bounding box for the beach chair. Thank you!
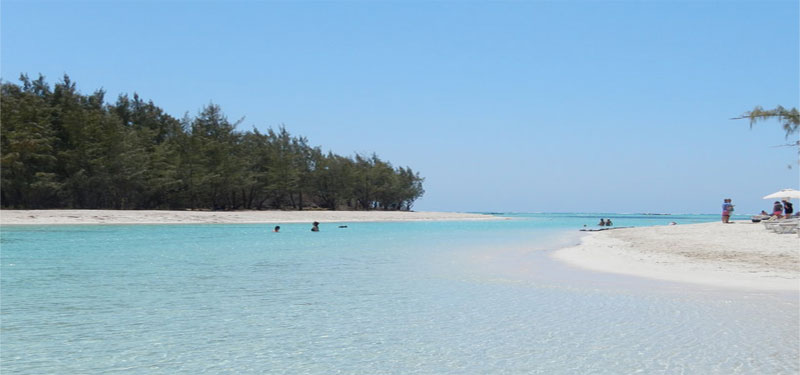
[762,216,780,230]
[773,220,799,234]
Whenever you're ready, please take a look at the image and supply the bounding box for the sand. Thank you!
[554,221,800,291]
[0,209,501,225]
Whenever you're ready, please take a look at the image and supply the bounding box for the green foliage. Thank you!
[0,75,425,210]
[736,105,800,138]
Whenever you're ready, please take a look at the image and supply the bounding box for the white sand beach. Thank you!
[554,221,800,291]
[0,209,501,225]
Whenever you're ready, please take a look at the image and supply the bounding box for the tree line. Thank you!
[1,74,424,210]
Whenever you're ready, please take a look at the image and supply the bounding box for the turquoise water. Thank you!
[1,213,797,374]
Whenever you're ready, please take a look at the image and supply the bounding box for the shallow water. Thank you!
[2,214,796,374]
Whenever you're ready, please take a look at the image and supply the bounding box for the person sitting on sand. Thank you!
[311,221,320,232]
[273,226,280,233]
[773,201,784,219]
[598,219,606,226]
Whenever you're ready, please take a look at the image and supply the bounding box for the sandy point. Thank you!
[553,221,800,291]
[0,209,504,225]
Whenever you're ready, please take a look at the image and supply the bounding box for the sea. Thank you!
[1,213,797,374]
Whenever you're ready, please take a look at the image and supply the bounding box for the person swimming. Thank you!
[598,219,606,226]
[311,221,320,232]
[273,226,280,232]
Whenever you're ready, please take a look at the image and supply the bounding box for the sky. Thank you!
[2,0,798,214]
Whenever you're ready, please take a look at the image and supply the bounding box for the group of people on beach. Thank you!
[771,199,794,219]
[722,197,794,223]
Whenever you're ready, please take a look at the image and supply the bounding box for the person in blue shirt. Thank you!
[721,199,733,223]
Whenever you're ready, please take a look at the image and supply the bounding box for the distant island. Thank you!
[0,74,424,211]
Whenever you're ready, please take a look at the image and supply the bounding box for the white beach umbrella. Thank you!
[762,189,800,200]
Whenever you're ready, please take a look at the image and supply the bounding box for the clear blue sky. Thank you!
[2,0,798,214]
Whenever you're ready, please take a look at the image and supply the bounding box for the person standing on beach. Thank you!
[721,199,732,223]
[782,199,793,217]
[726,199,734,221]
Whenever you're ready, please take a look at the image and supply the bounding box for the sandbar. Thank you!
[553,221,800,291]
[0,209,501,225]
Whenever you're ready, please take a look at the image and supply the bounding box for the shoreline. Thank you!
[0,209,502,225]
[553,221,800,291]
